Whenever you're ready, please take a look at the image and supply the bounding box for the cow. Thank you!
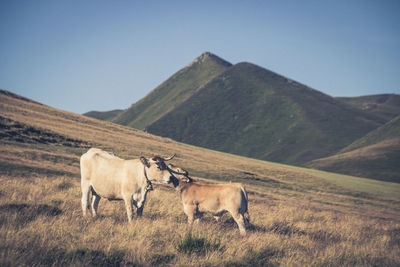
[168,164,250,236]
[80,148,177,223]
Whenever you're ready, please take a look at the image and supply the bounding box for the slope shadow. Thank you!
[0,203,62,225]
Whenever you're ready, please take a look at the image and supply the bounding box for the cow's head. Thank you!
[140,154,178,184]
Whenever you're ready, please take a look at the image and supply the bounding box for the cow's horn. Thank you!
[164,154,176,161]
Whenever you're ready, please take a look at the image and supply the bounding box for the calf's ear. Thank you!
[140,157,150,168]
[181,177,193,183]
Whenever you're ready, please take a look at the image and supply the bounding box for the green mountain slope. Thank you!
[83,109,123,121]
[111,52,232,130]
[336,94,400,123]
[147,62,382,165]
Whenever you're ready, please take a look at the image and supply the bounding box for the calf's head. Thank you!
[168,163,193,186]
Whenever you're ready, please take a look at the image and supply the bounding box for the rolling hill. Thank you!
[340,114,400,153]
[1,88,399,266]
[83,109,123,121]
[306,137,400,182]
[147,61,382,165]
[306,115,400,182]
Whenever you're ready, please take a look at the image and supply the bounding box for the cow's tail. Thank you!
[239,184,250,224]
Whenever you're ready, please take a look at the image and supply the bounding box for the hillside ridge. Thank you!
[110,52,232,129]
[336,94,400,122]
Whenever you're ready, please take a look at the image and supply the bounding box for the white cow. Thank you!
[80,148,176,222]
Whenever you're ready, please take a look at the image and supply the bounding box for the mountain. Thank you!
[83,109,123,121]
[147,61,382,165]
[336,94,400,123]
[110,52,232,130]
[83,52,398,178]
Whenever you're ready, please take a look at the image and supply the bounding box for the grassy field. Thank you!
[1,89,400,266]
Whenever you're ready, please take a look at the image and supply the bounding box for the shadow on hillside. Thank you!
[246,223,269,233]
[226,247,284,266]
[0,115,90,148]
[204,215,269,233]
[1,246,134,267]
[0,203,62,226]
[41,248,130,266]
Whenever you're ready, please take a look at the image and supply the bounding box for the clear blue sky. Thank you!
[1,0,399,114]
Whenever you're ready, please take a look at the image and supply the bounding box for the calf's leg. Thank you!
[232,212,247,236]
[183,204,196,225]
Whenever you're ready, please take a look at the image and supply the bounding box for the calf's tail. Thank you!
[244,211,250,224]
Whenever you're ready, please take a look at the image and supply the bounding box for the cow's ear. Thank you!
[140,157,150,168]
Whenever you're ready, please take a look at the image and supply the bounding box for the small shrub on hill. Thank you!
[55,180,73,191]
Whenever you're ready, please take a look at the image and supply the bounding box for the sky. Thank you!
[0,0,399,114]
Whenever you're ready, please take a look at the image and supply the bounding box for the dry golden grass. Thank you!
[1,89,400,266]
[1,174,399,266]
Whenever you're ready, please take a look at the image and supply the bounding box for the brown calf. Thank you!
[169,164,249,236]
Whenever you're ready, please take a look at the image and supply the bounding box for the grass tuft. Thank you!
[55,180,73,191]
[176,232,222,255]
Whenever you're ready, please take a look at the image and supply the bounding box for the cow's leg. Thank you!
[183,204,196,225]
[123,195,134,223]
[137,205,144,217]
[232,212,247,236]
[130,198,144,217]
[91,194,101,217]
[81,182,91,217]
[136,190,148,217]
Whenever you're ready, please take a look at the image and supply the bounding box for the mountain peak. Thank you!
[200,51,215,57]
[186,52,232,69]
